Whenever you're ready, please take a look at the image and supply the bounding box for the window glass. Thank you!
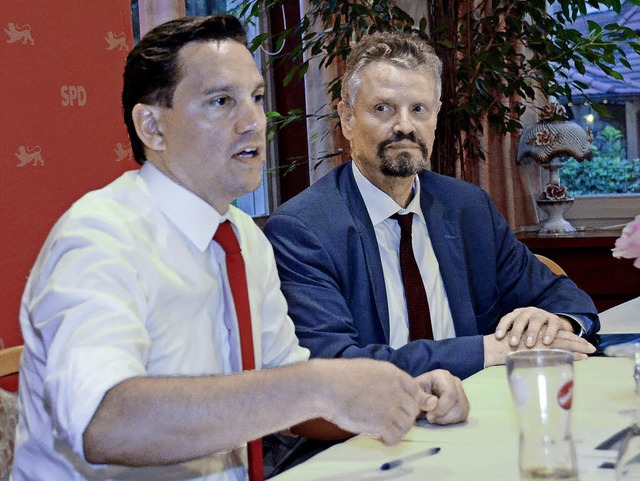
[557,3,640,197]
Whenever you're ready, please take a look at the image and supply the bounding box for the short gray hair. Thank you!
[341,31,442,108]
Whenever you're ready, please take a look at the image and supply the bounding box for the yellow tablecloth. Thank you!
[272,357,633,481]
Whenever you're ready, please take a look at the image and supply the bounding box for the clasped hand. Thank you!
[484,306,596,366]
[324,360,468,446]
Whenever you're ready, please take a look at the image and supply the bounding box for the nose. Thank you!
[393,108,414,136]
[236,99,266,134]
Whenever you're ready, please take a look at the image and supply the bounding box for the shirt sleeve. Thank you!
[25,216,151,460]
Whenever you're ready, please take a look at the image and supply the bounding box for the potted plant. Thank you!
[237,0,640,180]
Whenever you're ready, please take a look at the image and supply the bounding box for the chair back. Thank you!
[0,345,23,481]
[535,254,567,276]
[0,346,23,378]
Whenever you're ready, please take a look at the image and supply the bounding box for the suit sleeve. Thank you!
[264,212,485,380]
[485,191,600,342]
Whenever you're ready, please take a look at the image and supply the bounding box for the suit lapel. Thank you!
[420,174,478,335]
[338,164,392,342]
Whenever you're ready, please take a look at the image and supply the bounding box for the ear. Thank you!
[132,103,167,153]
[337,100,354,142]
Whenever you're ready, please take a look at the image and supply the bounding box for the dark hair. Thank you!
[341,31,442,108]
[123,15,248,164]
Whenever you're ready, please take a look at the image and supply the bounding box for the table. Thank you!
[517,230,640,311]
[599,296,640,334]
[271,357,634,481]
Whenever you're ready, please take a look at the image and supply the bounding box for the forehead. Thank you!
[356,60,438,105]
[175,39,263,93]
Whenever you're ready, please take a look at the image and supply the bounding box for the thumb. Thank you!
[421,393,438,412]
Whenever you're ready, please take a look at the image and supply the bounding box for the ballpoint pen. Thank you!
[379,446,441,471]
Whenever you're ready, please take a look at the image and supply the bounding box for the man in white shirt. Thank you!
[12,16,469,481]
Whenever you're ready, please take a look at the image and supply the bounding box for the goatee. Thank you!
[377,132,429,177]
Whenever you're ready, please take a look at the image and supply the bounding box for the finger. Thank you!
[522,311,559,347]
[506,312,532,346]
[426,387,458,418]
[400,378,429,416]
[541,317,563,345]
[421,393,438,412]
[427,401,462,424]
[422,373,462,417]
[495,310,520,339]
[522,318,548,347]
[543,331,596,354]
[426,387,468,424]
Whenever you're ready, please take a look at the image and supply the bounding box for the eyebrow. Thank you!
[201,80,266,97]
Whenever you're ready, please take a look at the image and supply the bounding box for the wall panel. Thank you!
[0,2,135,375]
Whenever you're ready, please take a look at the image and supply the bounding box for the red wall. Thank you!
[1,2,135,385]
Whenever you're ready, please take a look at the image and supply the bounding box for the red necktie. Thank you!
[214,220,263,481]
[390,213,433,340]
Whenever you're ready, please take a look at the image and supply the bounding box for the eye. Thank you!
[210,96,231,107]
[413,104,426,113]
[375,104,390,112]
[254,93,264,104]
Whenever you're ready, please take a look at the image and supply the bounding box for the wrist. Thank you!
[483,334,509,367]
[558,315,578,333]
[304,359,334,420]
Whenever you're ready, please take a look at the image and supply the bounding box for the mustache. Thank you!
[377,132,428,159]
[379,132,419,147]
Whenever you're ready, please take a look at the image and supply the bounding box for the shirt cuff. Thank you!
[557,313,585,337]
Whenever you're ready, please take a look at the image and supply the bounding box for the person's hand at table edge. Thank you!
[485,324,596,367]
[415,369,469,425]
[494,307,582,347]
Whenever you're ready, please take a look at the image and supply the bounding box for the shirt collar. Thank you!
[351,161,426,226]
[139,162,228,252]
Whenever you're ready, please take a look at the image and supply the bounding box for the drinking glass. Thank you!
[506,349,578,481]
[605,342,640,481]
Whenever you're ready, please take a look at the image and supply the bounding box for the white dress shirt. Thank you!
[13,163,309,481]
[352,163,455,348]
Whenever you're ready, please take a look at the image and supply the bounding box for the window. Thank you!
[555,2,640,227]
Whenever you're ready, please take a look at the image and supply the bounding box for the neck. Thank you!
[371,172,416,208]
[351,158,417,208]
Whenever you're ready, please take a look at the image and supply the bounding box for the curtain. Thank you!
[428,0,542,228]
[138,0,186,35]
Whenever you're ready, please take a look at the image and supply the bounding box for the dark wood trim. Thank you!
[517,230,640,311]
[269,2,310,204]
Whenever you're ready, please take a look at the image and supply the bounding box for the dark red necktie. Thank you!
[390,213,433,340]
[213,220,263,481]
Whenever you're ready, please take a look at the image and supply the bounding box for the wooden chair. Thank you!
[0,345,23,481]
[535,254,567,276]
[0,346,23,378]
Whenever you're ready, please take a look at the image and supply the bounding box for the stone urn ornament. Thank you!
[516,103,593,234]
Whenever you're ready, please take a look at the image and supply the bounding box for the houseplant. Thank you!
[237,0,640,180]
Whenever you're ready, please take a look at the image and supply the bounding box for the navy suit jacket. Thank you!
[264,162,599,379]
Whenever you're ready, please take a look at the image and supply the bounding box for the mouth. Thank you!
[385,141,419,149]
[234,147,261,160]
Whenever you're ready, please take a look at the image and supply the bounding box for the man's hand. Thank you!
[484,317,596,367]
[317,359,431,446]
[415,369,469,425]
[495,307,576,348]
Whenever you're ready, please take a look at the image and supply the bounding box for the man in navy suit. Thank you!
[264,31,599,382]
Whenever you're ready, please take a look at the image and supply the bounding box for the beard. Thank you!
[377,132,430,177]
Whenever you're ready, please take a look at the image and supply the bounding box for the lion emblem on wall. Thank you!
[5,23,34,45]
[105,31,127,51]
[15,146,45,167]
[114,142,133,162]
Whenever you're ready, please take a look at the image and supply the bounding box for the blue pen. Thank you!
[379,446,441,471]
